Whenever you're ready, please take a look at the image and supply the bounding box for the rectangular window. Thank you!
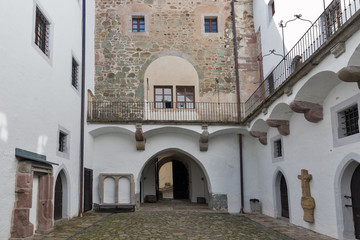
[35,7,50,56]
[72,58,79,90]
[274,139,282,158]
[339,104,359,138]
[204,17,217,33]
[132,17,145,32]
[176,86,195,109]
[58,131,67,153]
[155,86,172,109]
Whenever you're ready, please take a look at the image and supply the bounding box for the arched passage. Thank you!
[274,170,290,219]
[54,169,69,221]
[139,148,210,206]
[335,154,360,239]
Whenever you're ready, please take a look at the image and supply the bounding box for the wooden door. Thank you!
[172,161,189,199]
[54,176,62,220]
[280,175,289,218]
[84,168,93,212]
[351,165,360,239]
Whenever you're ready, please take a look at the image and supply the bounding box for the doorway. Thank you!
[54,175,63,220]
[351,164,360,239]
[280,174,289,218]
[84,168,93,212]
[172,160,189,199]
[140,149,209,205]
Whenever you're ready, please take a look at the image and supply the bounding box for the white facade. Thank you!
[249,0,360,238]
[0,0,83,239]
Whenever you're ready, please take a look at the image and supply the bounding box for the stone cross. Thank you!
[298,169,315,223]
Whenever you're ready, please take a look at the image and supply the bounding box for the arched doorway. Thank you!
[280,175,289,218]
[274,171,290,219]
[351,164,360,239]
[54,175,63,220]
[140,149,209,205]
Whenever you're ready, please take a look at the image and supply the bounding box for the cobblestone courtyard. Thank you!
[35,201,334,240]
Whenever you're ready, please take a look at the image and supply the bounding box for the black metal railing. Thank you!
[88,101,243,123]
[244,0,360,117]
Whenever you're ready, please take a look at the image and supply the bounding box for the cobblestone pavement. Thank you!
[35,200,335,240]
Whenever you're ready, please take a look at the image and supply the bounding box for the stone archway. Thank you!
[139,149,210,207]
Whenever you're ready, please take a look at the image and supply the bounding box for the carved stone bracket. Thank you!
[199,124,209,152]
[135,123,145,151]
[337,66,360,89]
[249,131,267,145]
[289,101,323,123]
[330,41,346,58]
[266,119,290,136]
[298,169,315,223]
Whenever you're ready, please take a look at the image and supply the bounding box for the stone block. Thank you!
[11,209,33,238]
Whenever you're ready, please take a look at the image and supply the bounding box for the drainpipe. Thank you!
[231,0,242,122]
[79,0,86,217]
[239,134,244,213]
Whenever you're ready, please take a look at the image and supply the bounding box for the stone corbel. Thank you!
[337,66,360,89]
[249,131,267,145]
[135,123,145,151]
[289,101,323,123]
[199,124,209,152]
[266,119,290,136]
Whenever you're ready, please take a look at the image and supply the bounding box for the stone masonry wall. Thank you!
[95,0,259,103]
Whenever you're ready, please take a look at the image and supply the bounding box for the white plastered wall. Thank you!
[0,0,83,238]
[88,125,245,213]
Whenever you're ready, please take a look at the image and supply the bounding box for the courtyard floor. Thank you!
[35,200,334,240]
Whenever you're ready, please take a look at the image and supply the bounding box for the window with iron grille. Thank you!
[274,139,282,158]
[35,7,50,56]
[338,104,359,138]
[204,17,218,33]
[132,17,145,32]
[176,86,195,109]
[155,86,173,109]
[72,58,79,90]
[58,131,67,153]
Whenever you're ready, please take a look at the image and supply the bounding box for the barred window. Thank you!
[132,17,145,32]
[72,58,79,90]
[58,131,68,153]
[274,139,282,158]
[339,104,359,138]
[35,7,50,56]
[204,17,217,33]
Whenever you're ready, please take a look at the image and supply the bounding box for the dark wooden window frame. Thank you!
[132,16,145,32]
[176,86,195,109]
[154,86,173,109]
[204,17,218,33]
[35,7,49,56]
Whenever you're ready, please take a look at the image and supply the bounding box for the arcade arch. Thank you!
[139,148,210,206]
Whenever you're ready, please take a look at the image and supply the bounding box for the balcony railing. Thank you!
[88,101,243,124]
[244,0,360,117]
